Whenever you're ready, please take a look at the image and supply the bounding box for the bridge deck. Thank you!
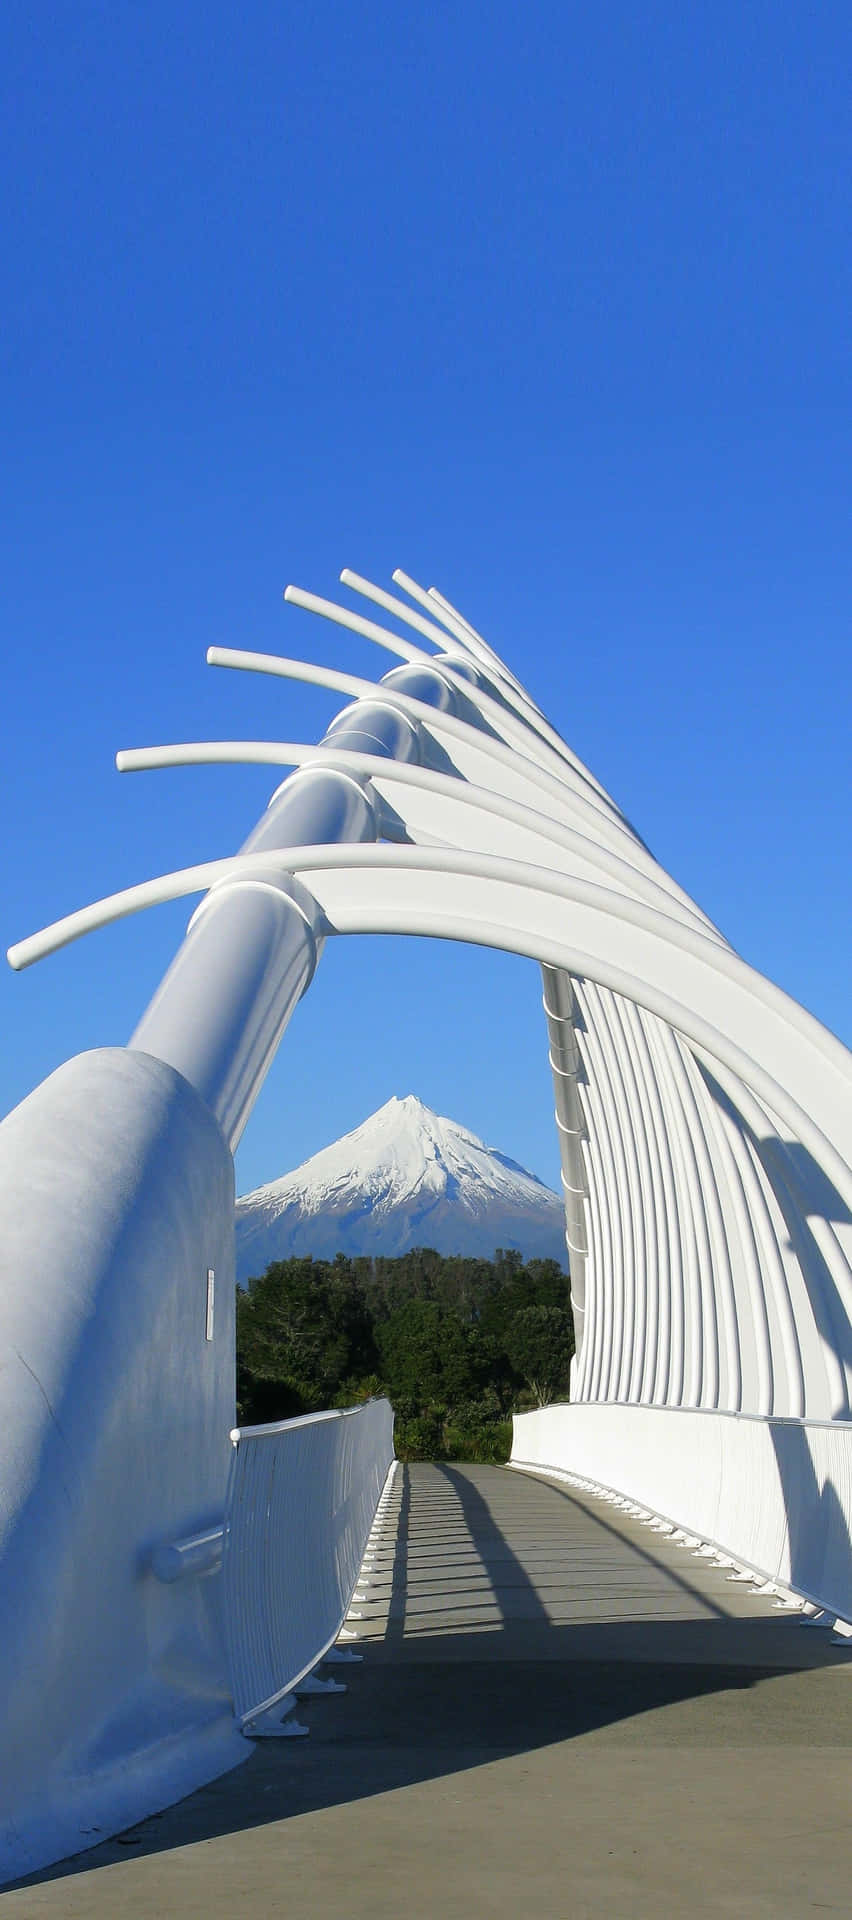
[6,1463,851,1917]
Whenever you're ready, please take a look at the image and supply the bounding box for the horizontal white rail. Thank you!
[222,1399,395,1728]
[150,1525,224,1583]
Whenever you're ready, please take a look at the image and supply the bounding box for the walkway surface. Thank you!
[5,1463,851,1917]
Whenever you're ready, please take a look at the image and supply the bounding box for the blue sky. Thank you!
[2,2,849,1196]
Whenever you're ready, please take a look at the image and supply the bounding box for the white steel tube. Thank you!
[114,737,721,937]
[10,839,852,1220]
[126,667,451,1147]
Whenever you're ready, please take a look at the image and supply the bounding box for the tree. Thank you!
[234,1248,572,1449]
[504,1304,574,1407]
[236,1258,376,1419]
[376,1297,480,1405]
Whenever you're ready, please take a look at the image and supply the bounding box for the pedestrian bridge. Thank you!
[7,1463,850,1916]
[1,565,850,1888]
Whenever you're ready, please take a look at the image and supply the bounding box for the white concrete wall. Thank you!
[511,1402,852,1620]
[0,1050,246,1885]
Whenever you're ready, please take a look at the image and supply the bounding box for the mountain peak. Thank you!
[379,1093,438,1121]
[236,1096,567,1281]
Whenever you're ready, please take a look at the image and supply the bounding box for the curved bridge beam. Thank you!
[2,563,851,1884]
[9,835,852,1223]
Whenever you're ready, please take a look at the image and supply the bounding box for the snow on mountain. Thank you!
[236,1094,567,1282]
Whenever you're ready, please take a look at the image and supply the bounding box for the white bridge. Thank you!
[1,567,850,1884]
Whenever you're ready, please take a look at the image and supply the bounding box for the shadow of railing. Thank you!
[9,1462,851,1895]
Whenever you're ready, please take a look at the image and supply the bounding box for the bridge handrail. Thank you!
[222,1396,395,1729]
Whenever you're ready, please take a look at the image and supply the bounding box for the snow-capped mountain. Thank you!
[236,1094,567,1281]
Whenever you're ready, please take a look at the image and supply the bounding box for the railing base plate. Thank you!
[243,1699,309,1740]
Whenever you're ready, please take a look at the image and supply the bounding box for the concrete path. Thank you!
[5,1463,851,1917]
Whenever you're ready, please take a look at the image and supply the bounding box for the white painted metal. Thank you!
[206,647,671,865]
[393,568,534,707]
[9,837,851,1180]
[511,1404,852,1625]
[111,738,721,934]
[3,561,852,1874]
[223,1402,394,1729]
[126,690,420,1149]
[338,567,601,789]
[151,1525,225,1583]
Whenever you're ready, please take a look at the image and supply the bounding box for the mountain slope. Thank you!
[236,1094,567,1280]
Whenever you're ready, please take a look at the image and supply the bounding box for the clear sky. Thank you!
[2,2,849,1197]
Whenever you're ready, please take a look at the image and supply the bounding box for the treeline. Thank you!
[236,1248,574,1462]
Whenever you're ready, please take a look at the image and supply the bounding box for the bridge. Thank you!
[6,1464,850,1913]
[0,567,850,1896]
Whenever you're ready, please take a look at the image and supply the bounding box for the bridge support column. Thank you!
[0,1047,244,1884]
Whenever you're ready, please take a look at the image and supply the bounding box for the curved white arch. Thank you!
[205,647,724,933]
[338,567,597,791]
[394,569,533,708]
[9,567,852,1435]
[209,642,623,831]
[7,564,852,1429]
[10,838,852,1217]
[4,560,852,1882]
[113,738,725,939]
[283,583,622,813]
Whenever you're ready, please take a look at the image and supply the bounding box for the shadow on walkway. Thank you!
[6,1463,850,1898]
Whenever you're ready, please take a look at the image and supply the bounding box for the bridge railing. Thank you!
[222,1397,395,1728]
[512,1402,852,1621]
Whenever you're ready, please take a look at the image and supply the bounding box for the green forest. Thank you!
[236,1248,574,1463]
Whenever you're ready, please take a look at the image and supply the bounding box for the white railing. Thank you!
[511,1403,852,1622]
[222,1398,395,1728]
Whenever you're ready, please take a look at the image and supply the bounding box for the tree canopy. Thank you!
[236,1248,574,1460]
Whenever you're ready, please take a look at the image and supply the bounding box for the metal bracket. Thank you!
[295,1672,347,1696]
[242,1697,309,1739]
